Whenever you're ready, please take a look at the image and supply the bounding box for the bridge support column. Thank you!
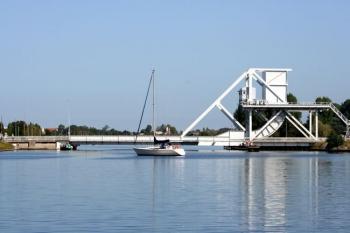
[56,142,62,151]
[315,111,319,140]
[309,111,313,135]
[245,110,253,140]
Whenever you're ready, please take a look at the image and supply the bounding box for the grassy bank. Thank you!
[0,142,14,151]
[336,140,350,151]
[311,140,350,152]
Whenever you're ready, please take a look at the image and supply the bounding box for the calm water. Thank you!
[1,147,350,233]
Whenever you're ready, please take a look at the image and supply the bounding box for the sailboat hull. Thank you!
[134,147,185,156]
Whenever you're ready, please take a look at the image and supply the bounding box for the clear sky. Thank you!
[0,0,349,130]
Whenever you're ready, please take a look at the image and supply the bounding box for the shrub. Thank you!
[326,132,344,149]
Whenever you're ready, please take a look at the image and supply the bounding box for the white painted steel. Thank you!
[286,112,316,140]
[285,115,309,138]
[262,71,288,104]
[182,68,293,143]
[251,70,287,103]
[181,72,248,137]
[315,111,319,140]
[181,68,292,142]
[216,103,245,131]
[252,111,285,139]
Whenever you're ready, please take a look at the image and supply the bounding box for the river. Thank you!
[1,146,350,232]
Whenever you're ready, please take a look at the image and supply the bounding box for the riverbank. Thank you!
[0,142,14,151]
[310,140,350,152]
[224,140,350,152]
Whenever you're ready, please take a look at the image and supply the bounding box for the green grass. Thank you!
[0,142,14,151]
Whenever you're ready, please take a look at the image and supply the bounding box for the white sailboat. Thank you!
[133,70,185,156]
[134,143,186,156]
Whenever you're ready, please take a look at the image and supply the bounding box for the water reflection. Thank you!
[236,153,350,232]
[1,150,350,232]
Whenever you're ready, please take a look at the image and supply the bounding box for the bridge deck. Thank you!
[4,135,322,147]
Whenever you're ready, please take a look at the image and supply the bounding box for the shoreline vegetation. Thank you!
[311,140,350,152]
[0,142,14,152]
[0,94,349,152]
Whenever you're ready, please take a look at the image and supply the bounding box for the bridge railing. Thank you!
[241,100,332,106]
[329,103,350,125]
[4,136,69,142]
[70,135,187,144]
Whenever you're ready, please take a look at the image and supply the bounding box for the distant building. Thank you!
[44,128,58,135]
[155,131,163,135]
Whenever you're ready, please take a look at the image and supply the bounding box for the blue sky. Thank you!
[0,0,349,130]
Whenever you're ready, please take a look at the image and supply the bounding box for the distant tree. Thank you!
[316,96,332,104]
[57,124,66,135]
[156,124,178,135]
[55,123,134,136]
[313,97,348,135]
[140,124,152,135]
[0,121,4,135]
[102,125,109,133]
[287,93,301,120]
[330,117,346,135]
[27,123,41,136]
[340,99,350,119]
[217,127,231,135]
[6,121,41,136]
[327,131,344,149]
[234,105,245,126]
[316,96,334,124]
[7,121,25,136]
[198,127,216,136]
[318,121,334,137]
[287,93,297,103]
[188,127,231,136]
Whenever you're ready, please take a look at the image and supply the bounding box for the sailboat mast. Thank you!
[152,69,155,137]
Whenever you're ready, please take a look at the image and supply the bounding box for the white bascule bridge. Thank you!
[181,68,350,146]
[4,68,350,150]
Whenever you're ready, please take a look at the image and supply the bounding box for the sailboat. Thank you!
[133,70,185,156]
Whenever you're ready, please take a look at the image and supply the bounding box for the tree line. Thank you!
[0,121,42,136]
[0,121,180,136]
[1,96,349,138]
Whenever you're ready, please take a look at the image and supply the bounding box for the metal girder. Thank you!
[254,110,269,122]
[285,115,310,138]
[216,103,245,131]
[286,112,316,140]
[252,110,283,140]
[181,68,298,141]
[181,72,248,137]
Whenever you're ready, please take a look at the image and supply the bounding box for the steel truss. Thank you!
[181,68,350,142]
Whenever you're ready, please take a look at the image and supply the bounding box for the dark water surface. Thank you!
[1,147,350,233]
